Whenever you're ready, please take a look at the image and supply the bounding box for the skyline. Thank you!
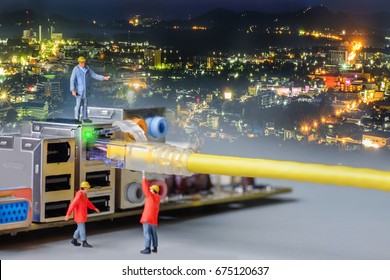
[0,0,390,21]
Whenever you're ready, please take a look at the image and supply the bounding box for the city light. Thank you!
[347,41,362,64]
[129,80,146,90]
[192,26,207,30]
[0,89,10,106]
[362,139,379,149]
[0,5,388,154]
[224,91,232,100]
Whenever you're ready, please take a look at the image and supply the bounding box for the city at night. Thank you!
[1,1,390,279]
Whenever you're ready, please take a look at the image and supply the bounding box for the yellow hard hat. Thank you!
[77,56,86,62]
[150,184,160,194]
[80,181,91,189]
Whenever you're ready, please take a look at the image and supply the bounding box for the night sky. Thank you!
[0,0,389,21]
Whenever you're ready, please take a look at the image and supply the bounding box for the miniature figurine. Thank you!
[140,171,161,254]
[64,181,100,248]
[70,56,110,123]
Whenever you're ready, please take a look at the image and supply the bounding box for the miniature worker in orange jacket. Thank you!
[140,171,161,254]
[64,181,100,248]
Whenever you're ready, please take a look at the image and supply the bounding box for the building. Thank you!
[361,90,384,103]
[22,29,36,42]
[36,80,60,98]
[144,46,162,68]
[329,50,348,65]
[47,80,60,98]
[14,101,49,120]
[50,33,63,41]
[258,90,278,108]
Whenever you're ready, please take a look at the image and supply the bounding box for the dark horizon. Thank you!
[1,0,390,21]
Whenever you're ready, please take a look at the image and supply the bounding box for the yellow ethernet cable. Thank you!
[105,141,390,191]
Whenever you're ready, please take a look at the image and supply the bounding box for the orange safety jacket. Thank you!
[140,179,160,226]
[66,190,97,223]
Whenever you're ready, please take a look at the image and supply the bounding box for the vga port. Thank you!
[0,199,29,224]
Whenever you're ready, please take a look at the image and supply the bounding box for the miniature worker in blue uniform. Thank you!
[140,171,161,254]
[70,56,110,123]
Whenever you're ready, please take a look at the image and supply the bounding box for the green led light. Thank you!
[83,130,93,140]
